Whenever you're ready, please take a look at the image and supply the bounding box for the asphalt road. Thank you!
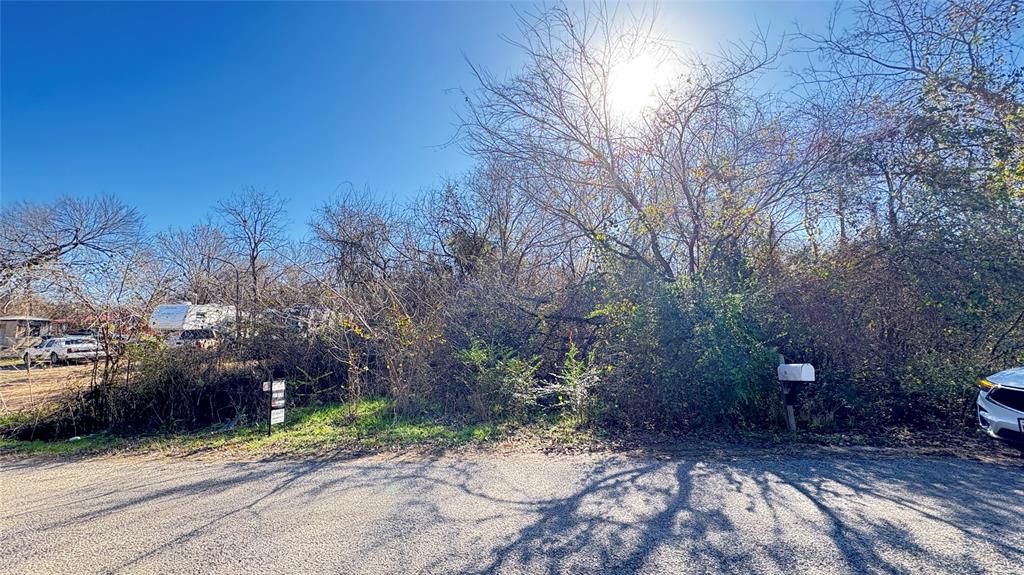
[2,452,1022,574]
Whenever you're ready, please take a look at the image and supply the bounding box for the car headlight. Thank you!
[978,378,996,391]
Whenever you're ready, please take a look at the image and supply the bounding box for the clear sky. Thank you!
[1,1,837,236]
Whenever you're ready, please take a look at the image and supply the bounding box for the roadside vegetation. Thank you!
[1,0,1022,454]
[0,399,518,457]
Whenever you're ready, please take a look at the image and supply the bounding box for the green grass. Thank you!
[227,399,504,453]
[0,433,126,456]
[5,401,990,459]
[0,398,508,458]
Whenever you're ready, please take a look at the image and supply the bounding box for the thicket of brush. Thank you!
[2,1,1022,442]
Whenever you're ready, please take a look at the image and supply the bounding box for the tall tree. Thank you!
[462,4,822,280]
[215,187,288,320]
[0,196,143,312]
[156,223,233,305]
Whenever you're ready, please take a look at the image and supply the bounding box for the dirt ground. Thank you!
[0,364,98,413]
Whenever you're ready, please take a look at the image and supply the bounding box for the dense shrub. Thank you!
[2,346,266,440]
[455,339,541,421]
[775,241,1023,432]
[240,326,358,404]
[581,264,781,430]
[104,347,264,433]
[548,342,602,425]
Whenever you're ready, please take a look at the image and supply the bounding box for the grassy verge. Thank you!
[0,398,517,458]
[0,433,126,456]
[3,400,1008,460]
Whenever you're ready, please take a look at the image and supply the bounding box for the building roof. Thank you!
[0,316,51,322]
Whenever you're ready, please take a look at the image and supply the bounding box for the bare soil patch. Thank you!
[0,364,98,413]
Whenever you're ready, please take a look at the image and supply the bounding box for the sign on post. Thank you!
[270,390,285,409]
[262,380,286,435]
[270,408,285,425]
[262,380,286,392]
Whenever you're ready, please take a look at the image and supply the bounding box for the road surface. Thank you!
[2,452,1022,574]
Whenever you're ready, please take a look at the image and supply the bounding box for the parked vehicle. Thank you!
[22,337,106,366]
[149,303,236,348]
[149,303,235,332]
[169,328,221,349]
[977,367,1024,446]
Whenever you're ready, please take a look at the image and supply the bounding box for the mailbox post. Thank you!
[777,363,814,432]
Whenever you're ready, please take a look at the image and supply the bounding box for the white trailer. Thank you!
[148,303,237,347]
[149,303,236,332]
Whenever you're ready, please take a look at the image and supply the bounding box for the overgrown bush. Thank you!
[2,346,267,440]
[582,264,781,430]
[547,342,602,425]
[774,241,1022,432]
[455,339,541,421]
[104,347,264,433]
[240,325,358,404]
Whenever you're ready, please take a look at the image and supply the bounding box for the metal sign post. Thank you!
[262,380,286,436]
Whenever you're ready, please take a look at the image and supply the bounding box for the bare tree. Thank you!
[215,187,288,322]
[0,196,143,308]
[462,4,822,280]
[413,160,581,287]
[156,222,233,304]
[57,244,172,380]
[799,0,1023,237]
[311,186,397,290]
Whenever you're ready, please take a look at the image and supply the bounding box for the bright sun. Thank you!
[607,53,669,120]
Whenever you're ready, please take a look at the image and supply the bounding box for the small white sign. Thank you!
[270,408,285,425]
[262,380,286,392]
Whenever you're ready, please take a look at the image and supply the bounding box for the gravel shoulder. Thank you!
[2,450,1022,574]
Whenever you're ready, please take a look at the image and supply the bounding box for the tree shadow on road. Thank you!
[7,453,1023,574]
[391,456,1024,574]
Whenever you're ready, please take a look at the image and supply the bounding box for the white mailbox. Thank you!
[778,363,815,382]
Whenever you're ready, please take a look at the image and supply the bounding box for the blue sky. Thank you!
[1,1,837,236]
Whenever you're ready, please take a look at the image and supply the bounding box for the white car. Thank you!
[977,367,1024,446]
[23,337,106,366]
